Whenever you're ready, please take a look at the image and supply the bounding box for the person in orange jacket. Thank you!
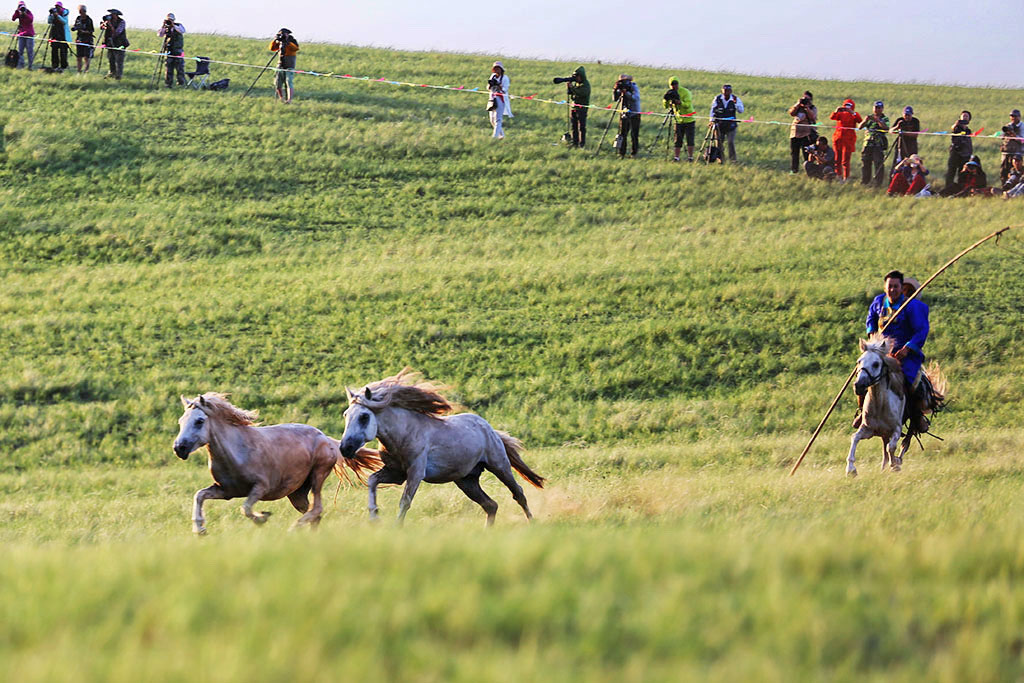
[269,28,300,103]
[830,99,862,181]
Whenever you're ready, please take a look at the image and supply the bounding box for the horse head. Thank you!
[173,394,211,460]
[340,389,378,460]
[855,336,891,393]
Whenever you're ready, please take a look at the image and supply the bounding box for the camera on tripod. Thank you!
[552,75,575,84]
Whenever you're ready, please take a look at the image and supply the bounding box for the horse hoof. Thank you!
[847,468,858,478]
[193,527,207,536]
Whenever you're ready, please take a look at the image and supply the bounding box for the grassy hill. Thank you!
[2,27,1024,681]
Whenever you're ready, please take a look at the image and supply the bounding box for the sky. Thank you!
[55,1,1023,88]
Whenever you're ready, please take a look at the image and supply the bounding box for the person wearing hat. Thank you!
[71,5,94,73]
[829,99,861,181]
[890,106,920,171]
[99,8,128,79]
[46,1,72,72]
[999,109,1023,184]
[945,110,973,190]
[787,91,817,173]
[710,84,744,162]
[269,28,299,103]
[157,13,186,87]
[853,269,930,433]
[486,61,508,138]
[563,66,590,148]
[11,2,35,70]
[613,74,641,157]
[887,154,929,196]
[858,100,890,187]
[999,155,1024,196]
[663,77,694,162]
[942,155,988,197]
[901,276,921,299]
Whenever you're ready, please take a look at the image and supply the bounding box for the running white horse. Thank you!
[174,393,381,534]
[339,370,545,526]
[847,334,907,476]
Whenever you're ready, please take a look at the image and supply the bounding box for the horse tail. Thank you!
[498,431,545,489]
[332,443,383,485]
[922,362,948,414]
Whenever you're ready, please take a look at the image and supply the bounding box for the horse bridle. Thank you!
[858,352,890,389]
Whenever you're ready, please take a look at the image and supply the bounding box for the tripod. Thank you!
[243,51,278,99]
[151,35,170,88]
[647,112,673,157]
[698,120,719,163]
[593,102,622,156]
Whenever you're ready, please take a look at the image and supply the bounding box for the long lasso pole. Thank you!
[789,225,1014,476]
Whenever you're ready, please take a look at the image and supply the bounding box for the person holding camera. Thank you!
[803,136,836,181]
[1002,157,1024,198]
[269,28,299,103]
[890,106,920,169]
[941,155,988,197]
[99,8,128,79]
[46,1,71,72]
[944,110,973,189]
[554,66,590,148]
[788,91,818,173]
[859,100,890,186]
[999,108,1023,184]
[11,2,35,70]
[887,154,929,196]
[829,99,861,181]
[71,5,93,73]
[663,77,694,162]
[613,74,641,157]
[710,84,744,162]
[486,61,508,138]
[157,13,186,88]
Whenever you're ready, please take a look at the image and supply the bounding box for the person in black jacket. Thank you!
[158,13,186,87]
[72,5,94,73]
[99,8,128,79]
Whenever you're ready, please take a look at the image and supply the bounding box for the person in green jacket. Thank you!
[663,77,695,162]
[564,65,590,148]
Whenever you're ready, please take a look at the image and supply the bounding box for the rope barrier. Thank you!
[3,29,1023,143]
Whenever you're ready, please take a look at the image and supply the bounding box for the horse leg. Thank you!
[287,477,312,514]
[292,459,335,530]
[847,430,865,477]
[240,484,272,525]
[888,431,903,472]
[881,439,890,471]
[367,467,405,522]
[192,484,229,535]
[486,464,534,522]
[454,467,499,527]
[396,460,426,526]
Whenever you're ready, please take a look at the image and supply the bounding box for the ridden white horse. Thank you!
[173,393,380,534]
[339,370,545,526]
[848,334,906,476]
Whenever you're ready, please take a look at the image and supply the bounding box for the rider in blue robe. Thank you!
[854,270,930,430]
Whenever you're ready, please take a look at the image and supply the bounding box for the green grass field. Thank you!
[1,25,1023,681]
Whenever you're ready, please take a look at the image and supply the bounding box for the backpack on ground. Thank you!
[206,78,230,91]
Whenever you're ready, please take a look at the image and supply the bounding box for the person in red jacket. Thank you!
[830,99,862,181]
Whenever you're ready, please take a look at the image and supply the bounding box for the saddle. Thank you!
[902,372,946,436]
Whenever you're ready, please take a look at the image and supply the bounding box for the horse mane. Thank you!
[196,393,261,426]
[354,368,456,417]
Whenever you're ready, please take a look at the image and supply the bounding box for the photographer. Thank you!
[710,84,743,163]
[1003,157,1024,198]
[554,66,590,148]
[890,106,920,169]
[941,156,987,197]
[788,90,817,173]
[830,99,861,181]
[46,1,71,72]
[999,108,1023,184]
[157,13,186,88]
[803,136,836,181]
[858,100,889,187]
[887,154,929,196]
[71,5,93,73]
[945,110,973,189]
[612,74,641,157]
[486,61,507,138]
[663,77,694,162]
[269,28,299,103]
[11,2,35,69]
[99,8,128,79]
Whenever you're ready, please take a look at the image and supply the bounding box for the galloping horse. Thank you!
[848,334,906,476]
[339,370,545,526]
[174,393,381,534]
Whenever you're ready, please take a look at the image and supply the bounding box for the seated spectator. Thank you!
[942,157,988,197]
[803,136,836,181]
[999,156,1024,195]
[887,154,929,196]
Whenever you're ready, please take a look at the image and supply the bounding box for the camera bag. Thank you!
[4,49,18,68]
[207,78,230,91]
